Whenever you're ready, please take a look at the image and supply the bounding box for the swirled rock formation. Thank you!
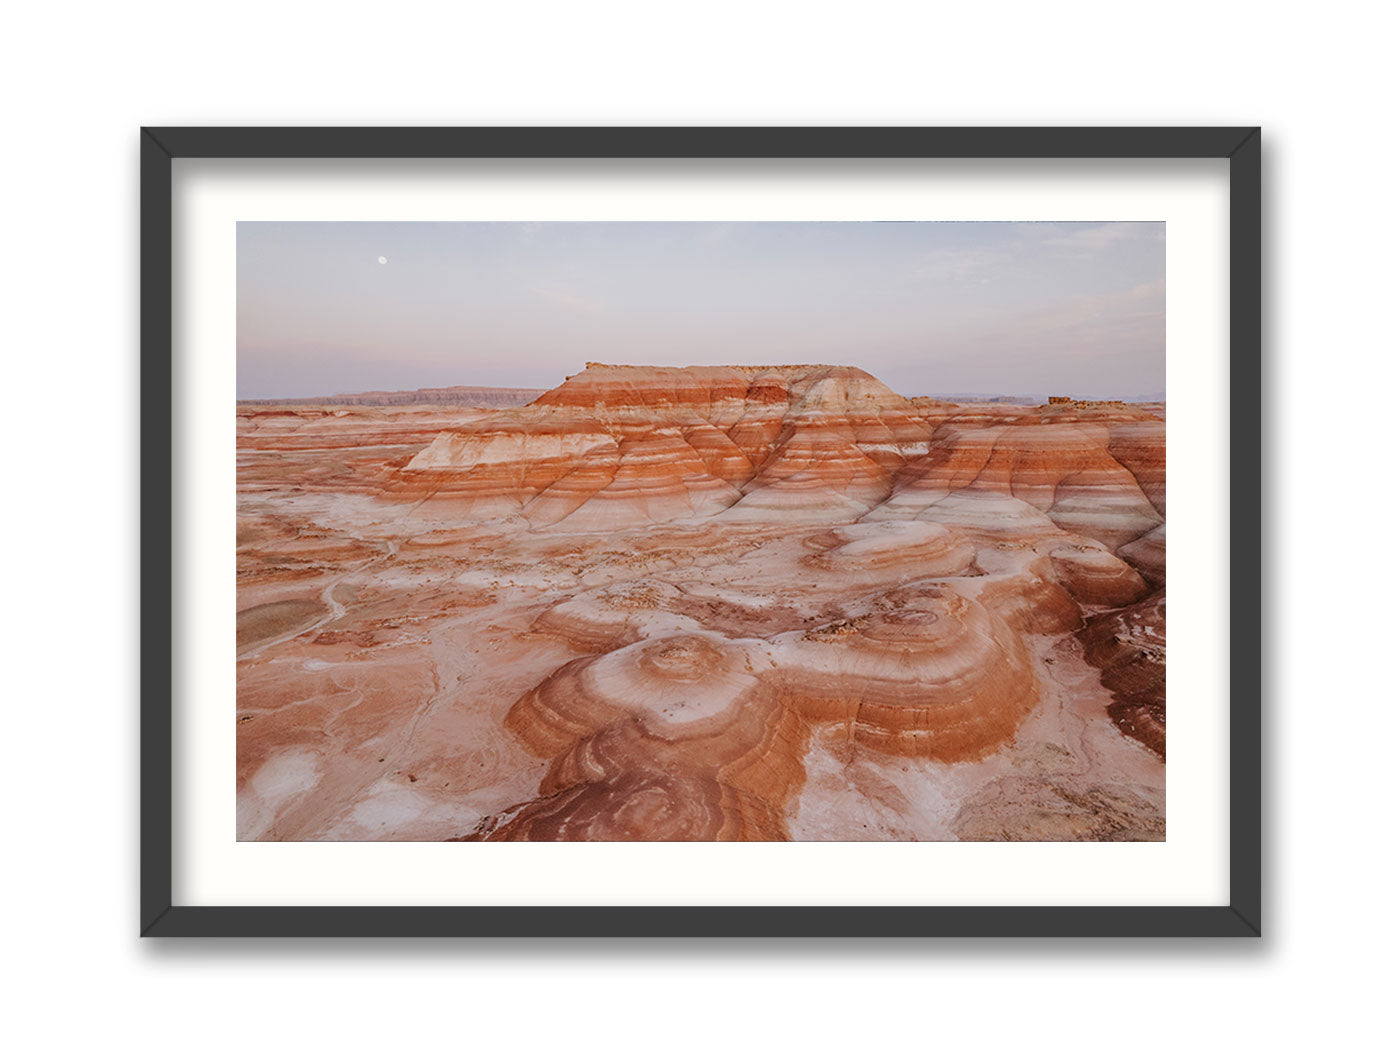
[771,598,1041,761]
[805,520,976,579]
[469,632,805,840]
[237,363,1167,841]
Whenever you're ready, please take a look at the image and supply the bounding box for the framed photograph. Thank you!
[142,126,1261,936]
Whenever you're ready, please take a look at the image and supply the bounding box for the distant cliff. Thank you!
[1047,396,1128,408]
[239,385,547,408]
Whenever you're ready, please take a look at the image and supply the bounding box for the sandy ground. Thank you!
[235,405,1165,841]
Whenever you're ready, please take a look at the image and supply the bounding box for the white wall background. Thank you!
[2,2,1390,1040]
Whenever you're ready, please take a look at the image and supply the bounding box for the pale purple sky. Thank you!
[237,221,1165,400]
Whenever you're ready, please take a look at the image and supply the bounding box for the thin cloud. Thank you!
[909,248,999,284]
[1012,278,1164,339]
[532,285,603,314]
[1037,222,1165,259]
[929,277,1165,370]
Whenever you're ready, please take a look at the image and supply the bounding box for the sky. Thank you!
[236,221,1165,400]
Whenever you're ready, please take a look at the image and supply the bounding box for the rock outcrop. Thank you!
[392,364,1164,547]
[236,363,1168,842]
[1079,592,1166,757]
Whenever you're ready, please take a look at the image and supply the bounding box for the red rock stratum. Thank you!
[237,364,1166,841]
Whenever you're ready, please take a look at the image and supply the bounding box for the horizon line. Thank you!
[237,379,1166,405]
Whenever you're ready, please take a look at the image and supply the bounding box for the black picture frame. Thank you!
[141,126,1261,938]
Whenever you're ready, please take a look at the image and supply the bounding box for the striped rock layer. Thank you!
[394,364,1164,550]
[238,364,1167,842]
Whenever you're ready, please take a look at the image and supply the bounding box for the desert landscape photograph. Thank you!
[236,220,1167,842]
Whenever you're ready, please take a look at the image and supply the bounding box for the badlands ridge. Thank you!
[237,363,1166,841]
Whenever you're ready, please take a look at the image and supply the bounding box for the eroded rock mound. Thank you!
[236,364,1168,842]
[349,364,1165,558]
[868,423,1163,550]
[769,597,1040,761]
[807,520,976,579]
[1080,592,1166,757]
[495,632,806,840]
[393,365,936,529]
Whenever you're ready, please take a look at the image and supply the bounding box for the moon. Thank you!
[377,256,387,265]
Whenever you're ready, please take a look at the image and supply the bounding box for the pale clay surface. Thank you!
[236,365,1166,841]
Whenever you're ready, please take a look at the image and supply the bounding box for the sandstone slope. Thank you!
[236,363,1167,842]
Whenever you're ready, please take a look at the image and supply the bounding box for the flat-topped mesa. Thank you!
[1048,396,1126,408]
[1039,398,1156,423]
[387,363,1165,543]
[584,361,859,376]
[535,363,917,422]
[394,363,936,526]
